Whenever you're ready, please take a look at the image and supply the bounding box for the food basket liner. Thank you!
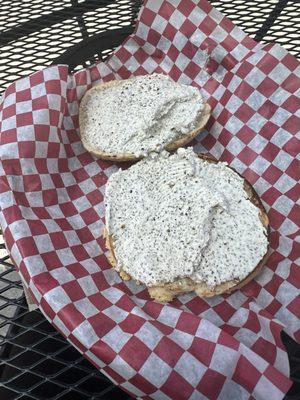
[0,0,299,398]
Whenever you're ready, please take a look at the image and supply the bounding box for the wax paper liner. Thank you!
[0,0,299,399]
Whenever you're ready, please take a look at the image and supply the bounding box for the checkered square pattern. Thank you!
[0,0,299,399]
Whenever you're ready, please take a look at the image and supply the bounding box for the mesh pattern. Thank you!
[0,0,299,93]
[0,0,142,90]
[0,0,77,30]
[0,0,299,399]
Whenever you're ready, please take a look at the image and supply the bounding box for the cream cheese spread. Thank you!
[105,148,268,287]
[81,74,204,157]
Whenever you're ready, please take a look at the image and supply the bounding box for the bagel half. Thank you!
[79,75,211,161]
[103,153,269,302]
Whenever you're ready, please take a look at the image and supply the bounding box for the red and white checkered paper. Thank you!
[0,0,299,399]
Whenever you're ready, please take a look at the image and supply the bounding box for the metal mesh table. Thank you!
[0,1,299,399]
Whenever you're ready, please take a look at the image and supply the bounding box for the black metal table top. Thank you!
[0,1,299,399]
[0,0,299,93]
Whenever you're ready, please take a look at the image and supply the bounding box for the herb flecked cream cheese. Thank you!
[105,148,268,287]
[81,74,205,157]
